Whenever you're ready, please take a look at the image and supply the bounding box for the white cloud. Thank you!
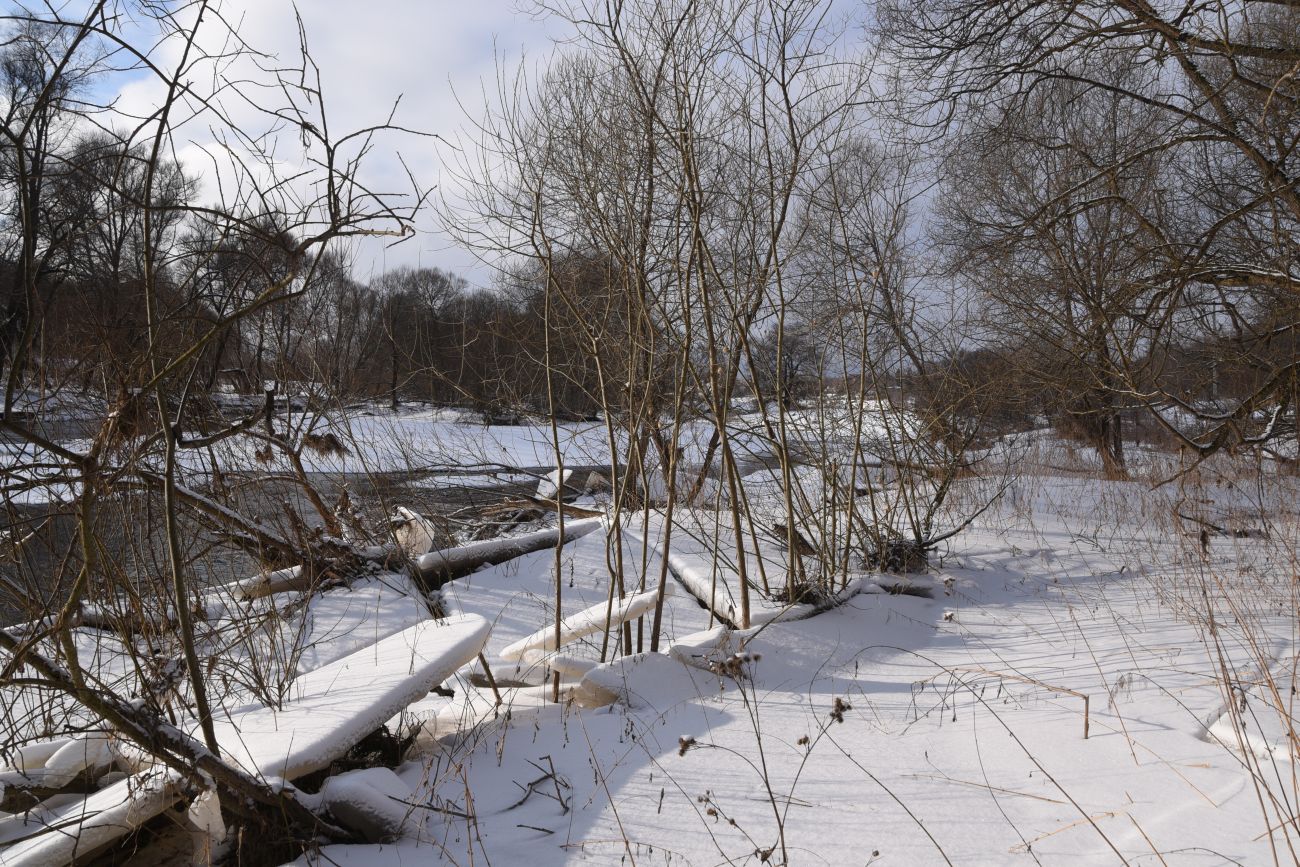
[230,2,560,284]
[109,1,559,286]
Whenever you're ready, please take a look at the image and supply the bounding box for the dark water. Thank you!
[0,442,618,626]
[1,402,628,623]
[1,474,491,609]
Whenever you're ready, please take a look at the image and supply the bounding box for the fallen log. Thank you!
[0,732,114,804]
[0,615,491,865]
[499,583,673,662]
[228,563,310,600]
[0,627,353,858]
[413,517,603,589]
[482,496,603,520]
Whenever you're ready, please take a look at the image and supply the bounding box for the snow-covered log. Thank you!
[415,517,602,587]
[0,615,490,863]
[499,582,672,662]
[622,523,873,628]
[230,564,310,601]
[208,614,491,780]
[0,732,113,793]
[0,767,183,866]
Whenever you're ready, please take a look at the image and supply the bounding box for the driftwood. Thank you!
[70,509,601,644]
[229,516,603,602]
[230,564,312,600]
[0,616,490,862]
[537,468,611,501]
[413,518,603,589]
[224,546,399,603]
[132,470,300,565]
[486,496,604,520]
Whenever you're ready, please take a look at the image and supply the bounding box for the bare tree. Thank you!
[937,75,1170,477]
[451,0,1008,651]
[0,0,428,853]
[881,0,1300,461]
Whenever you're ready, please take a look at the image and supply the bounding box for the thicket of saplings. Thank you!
[0,0,1296,862]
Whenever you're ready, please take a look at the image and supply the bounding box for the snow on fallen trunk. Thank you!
[211,614,491,781]
[229,564,309,601]
[0,731,113,792]
[0,738,73,777]
[621,521,755,627]
[0,767,183,866]
[415,518,602,585]
[656,542,742,626]
[624,521,873,627]
[2,616,492,865]
[499,583,672,662]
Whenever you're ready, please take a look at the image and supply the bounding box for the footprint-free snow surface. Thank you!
[300,473,1300,864]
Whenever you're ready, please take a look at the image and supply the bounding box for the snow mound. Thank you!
[1207,665,1300,764]
[320,767,417,842]
[577,651,721,710]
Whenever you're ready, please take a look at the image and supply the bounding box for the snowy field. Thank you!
[0,399,927,511]
[285,467,1300,865]
[4,403,1298,865]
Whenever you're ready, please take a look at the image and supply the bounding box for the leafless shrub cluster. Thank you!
[0,0,434,854]
[447,0,1014,641]
[0,0,1295,861]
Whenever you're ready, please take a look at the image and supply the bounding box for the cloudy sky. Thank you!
[109,1,562,288]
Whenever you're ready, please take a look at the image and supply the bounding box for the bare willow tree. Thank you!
[451,0,1003,652]
[0,0,429,853]
[882,0,1300,462]
[452,0,885,637]
[937,73,1172,478]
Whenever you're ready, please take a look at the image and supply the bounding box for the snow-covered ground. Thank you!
[281,466,1300,865]
[6,399,1298,865]
[1,399,924,505]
